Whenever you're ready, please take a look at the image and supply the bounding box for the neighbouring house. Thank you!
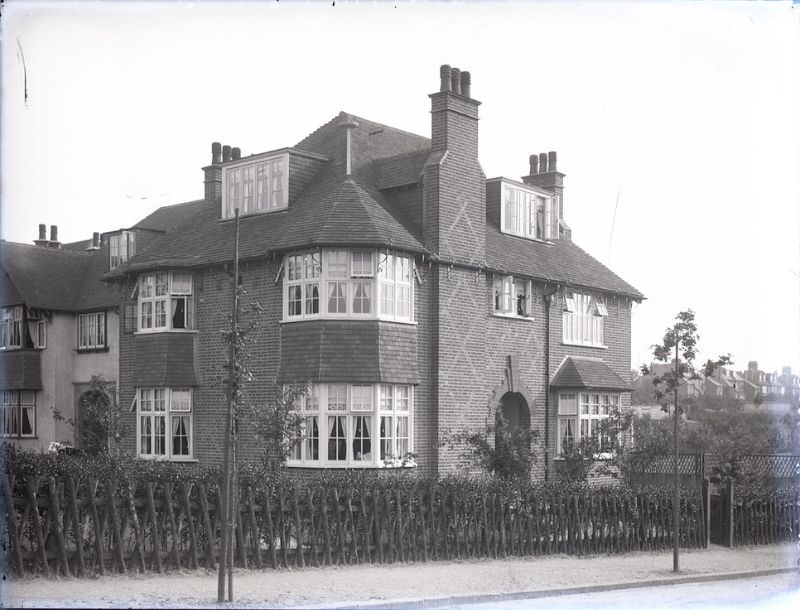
[0,226,119,451]
[741,360,794,413]
[108,65,643,479]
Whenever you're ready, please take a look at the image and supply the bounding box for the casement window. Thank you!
[222,153,288,219]
[493,275,532,318]
[138,272,194,332]
[0,306,23,350]
[27,315,46,349]
[284,249,414,323]
[288,383,414,467]
[562,292,607,346]
[501,182,559,241]
[78,312,106,350]
[109,231,136,270]
[136,388,193,459]
[557,392,619,456]
[1,390,36,438]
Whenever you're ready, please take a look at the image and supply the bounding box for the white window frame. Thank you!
[562,292,607,347]
[500,181,559,241]
[77,311,106,350]
[109,231,136,270]
[287,383,414,468]
[137,272,194,333]
[556,392,620,456]
[492,275,533,319]
[1,390,36,438]
[222,153,289,219]
[136,387,193,460]
[0,306,23,350]
[283,249,414,323]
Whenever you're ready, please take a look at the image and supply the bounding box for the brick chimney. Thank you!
[34,223,49,247]
[48,225,61,249]
[203,142,222,202]
[86,232,101,251]
[522,151,567,239]
[424,64,485,261]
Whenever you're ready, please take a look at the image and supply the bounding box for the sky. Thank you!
[2,1,799,377]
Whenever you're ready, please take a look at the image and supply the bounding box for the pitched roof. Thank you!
[0,241,117,311]
[550,356,631,391]
[486,224,643,299]
[132,199,204,233]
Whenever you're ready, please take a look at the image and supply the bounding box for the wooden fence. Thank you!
[732,493,800,546]
[1,473,707,577]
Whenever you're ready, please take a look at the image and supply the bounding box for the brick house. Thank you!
[109,65,643,478]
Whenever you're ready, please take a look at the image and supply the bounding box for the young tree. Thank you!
[640,309,731,573]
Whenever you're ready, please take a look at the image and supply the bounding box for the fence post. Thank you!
[702,477,710,549]
[725,480,735,548]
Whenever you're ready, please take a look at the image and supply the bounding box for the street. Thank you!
[452,573,800,610]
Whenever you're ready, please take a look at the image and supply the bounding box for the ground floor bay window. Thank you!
[557,392,620,455]
[288,383,413,467]
[1,390,36,438]
[135,388,193,460]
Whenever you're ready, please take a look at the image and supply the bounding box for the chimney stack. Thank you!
[86,232,101,251]
[34,224,49,247]
[222,145,232,163]
[48,225,61,249]
[450,68,462,96]
[461,71,471,98]
[232,147,241,161]
[439,64,452,92]
[204,142,223,201]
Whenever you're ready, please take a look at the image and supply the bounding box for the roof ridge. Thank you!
[0,240,91,257]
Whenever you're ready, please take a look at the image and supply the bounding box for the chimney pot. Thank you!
[548,151,557,172]
[439,64,452,92]
[529,155,539,175]
[211,142,222,164]
[461,71,471,98]
[538,152,548,174]
[38,224,47,240]
[232,147,241,161]
[450,67,462,96]
[50,225,58,242]
[93,232,100,248]
[339,120,360,177]
[222,145,232,163]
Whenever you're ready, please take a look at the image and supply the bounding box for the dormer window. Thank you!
[501,182,559,241]
[109,231,136,270]
[222,153,289,219]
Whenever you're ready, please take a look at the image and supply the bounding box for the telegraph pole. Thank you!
[673,337,680,573]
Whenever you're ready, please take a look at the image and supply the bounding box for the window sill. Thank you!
[553,453,614,461]
[134,329,200,336]
[76,346,110,354]
[561,341,608,350]
[492,313,535,322]
[281,317,417,326]
[500,231,556,246]
[137,456,198,463]
[286,461,417,469]
[218,206,289,222]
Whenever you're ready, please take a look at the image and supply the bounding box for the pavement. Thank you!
[6,543,800,609]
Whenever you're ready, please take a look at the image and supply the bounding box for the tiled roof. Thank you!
[0,241,117,311]
[374,149,432,189]
[551,356,631,391]
[133,200,205,233]
[486,224,643,299]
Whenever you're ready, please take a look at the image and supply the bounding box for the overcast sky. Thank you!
[2,1,799,377]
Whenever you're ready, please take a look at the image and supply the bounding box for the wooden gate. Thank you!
[708,482,733,547]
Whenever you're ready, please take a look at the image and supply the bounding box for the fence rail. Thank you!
[2,473,707,577]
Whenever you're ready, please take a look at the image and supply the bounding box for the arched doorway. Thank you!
[494,392,532,478]
[78,388,110,455]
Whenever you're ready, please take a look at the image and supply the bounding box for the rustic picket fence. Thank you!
[732,492,800,546]
[1,472,707,578]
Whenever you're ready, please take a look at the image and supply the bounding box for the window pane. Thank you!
[351,385,373,412]
[327,416,347,461]
[381,283,395,315]
[171,273,192,295]
[155,300,167,328]
[352,281,372,313]
[351,250,373,277]
[21,406,34,436]
[140,416,152,454]
[288,285,302,316]
[304,283,319,315]
[172,415,190,456]
[397,286,410,319]
[380,416,393,460]
[171,390,191,412]
[379,384,393,410]
[287,256,302,281]
[305,416,319,461]
[327,282,347,314]
[154,416,166,455]
[396,386,410,411]
[305,253,321,279]
[327,250,349,277]
[396,416,409,457]
[352,415,372,461]
[328,384,347,411]
[154,389,166,411]
[155,274,169,296]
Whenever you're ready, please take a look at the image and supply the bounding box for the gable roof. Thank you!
[132,199,204,233]
[550,356,631,391]
[0,241,117,311]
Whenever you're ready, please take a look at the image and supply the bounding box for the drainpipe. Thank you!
[544,292,553,481]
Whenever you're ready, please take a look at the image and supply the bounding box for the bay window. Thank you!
[136,387,193,459]
[78,312,106,350]
[138,272,194,332]
[493,275,532,318]
[1,306,23,350]
[557,392,619,456]
[1,390,36,437]
[288,383,414,467]
[501,181,559,241]
[284,249,413,322]
[562,292,607,346]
